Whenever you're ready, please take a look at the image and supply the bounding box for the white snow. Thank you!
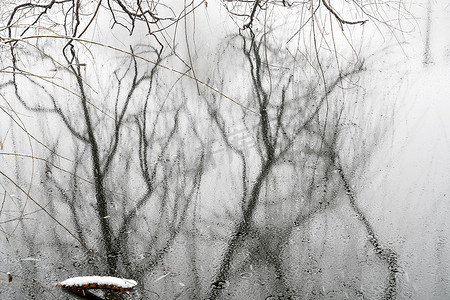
[21,257,41,261]
[60,276,137,289]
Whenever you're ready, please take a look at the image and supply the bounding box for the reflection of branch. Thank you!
[206,98,248,208]
[53,160,87,243]
[115,108,180,246]
[9,67,90,142]
[134,149,205,277]
[67,48,117,274]
[0,95,72,162]
[102,47,140,176]
[0,170,88,250]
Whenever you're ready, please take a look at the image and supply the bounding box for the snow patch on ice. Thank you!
[60,276,137,288]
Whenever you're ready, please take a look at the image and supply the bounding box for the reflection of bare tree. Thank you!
[56,44,206,284]
[0,30,208,295]
[205,31,398,299]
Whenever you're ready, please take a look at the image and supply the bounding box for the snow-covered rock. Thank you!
[57,276,137,292]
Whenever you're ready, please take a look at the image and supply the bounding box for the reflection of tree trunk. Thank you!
[209,37,281,299]
[424,0,432,65]
[207,33,279,300]
[76,69,116,275]
[208,161,276,300]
